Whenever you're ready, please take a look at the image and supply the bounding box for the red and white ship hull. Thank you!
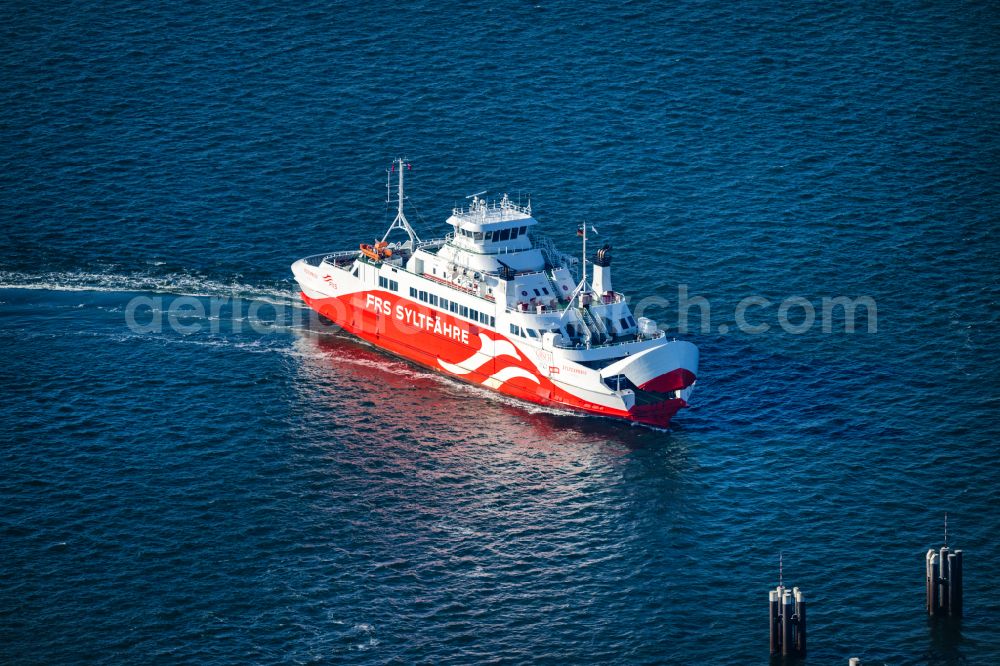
[293,268,697,428]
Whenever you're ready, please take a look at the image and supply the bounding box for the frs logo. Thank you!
[365,293,391,315]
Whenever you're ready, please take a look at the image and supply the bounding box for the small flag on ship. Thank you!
[577,224,598,236]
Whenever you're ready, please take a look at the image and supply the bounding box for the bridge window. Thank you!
[429,294,438,306]
[409,287,417,298]
[378,276,388,289]
[440,297,449,310]
[519,226,527,235]
[450,301,458,313]
[490,316,495,327]
[389,280,398,292]
[509,323,520,336]
[460,305,469,318]
[526,328,538,339]
[498,228,510,241]
[485,230,494,241]
[510,227,519,239]
[474,231,484,241]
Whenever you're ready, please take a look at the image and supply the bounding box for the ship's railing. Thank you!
[415,237,448,250]
[434,244,548,283]
[586,291,626,305]
[451,193,531,220]
[552,329,665,350]
[581,304,612,343]
[500,266,541,281]
[504,281,625,314]
[304,237,447,270]
[507,300,571,314]
[422,272,494,299]
[302,250,356,267]
[440,232,577,276]
[443,232,532,257]
[534,235,578,272]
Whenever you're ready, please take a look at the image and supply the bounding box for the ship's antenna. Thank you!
[944,512,948,548]
[381,157,421,248]
[581,219,588,290]
[778,550,783,588]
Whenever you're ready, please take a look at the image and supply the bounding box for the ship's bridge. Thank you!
[442,193,545,273]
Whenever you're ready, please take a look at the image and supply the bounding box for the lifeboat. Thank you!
[359,241,393,262]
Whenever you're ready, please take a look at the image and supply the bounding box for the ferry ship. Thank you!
[291,160,698,427]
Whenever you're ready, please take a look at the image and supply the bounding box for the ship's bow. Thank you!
[600,340,699,427]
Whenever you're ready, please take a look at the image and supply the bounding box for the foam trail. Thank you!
[0,269,306,308]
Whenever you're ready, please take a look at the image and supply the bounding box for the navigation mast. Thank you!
[382,157,421,248]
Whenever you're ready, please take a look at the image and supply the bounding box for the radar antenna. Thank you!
[382,158,421,248]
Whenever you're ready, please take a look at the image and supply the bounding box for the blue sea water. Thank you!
[2,1,999,663]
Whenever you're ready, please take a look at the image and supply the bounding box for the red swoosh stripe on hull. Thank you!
[301,290,687,427]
